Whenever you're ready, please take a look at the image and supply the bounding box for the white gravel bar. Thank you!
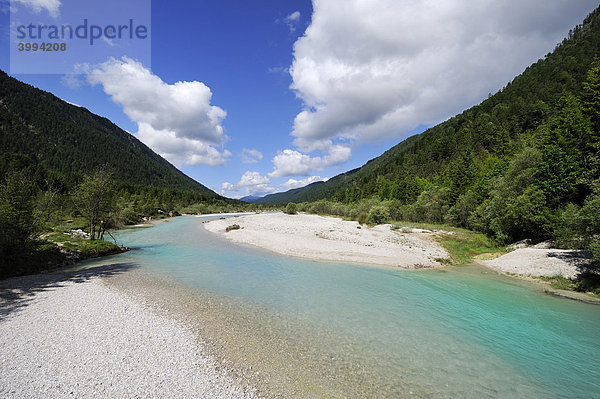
[479,247,591,279]
[204,213,448,268]
[0,272,255,399]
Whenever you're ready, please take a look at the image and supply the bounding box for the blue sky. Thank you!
[1,0,599,198]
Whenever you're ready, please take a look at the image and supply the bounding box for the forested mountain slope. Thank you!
[0,70,219,199]
[264,7,600,213]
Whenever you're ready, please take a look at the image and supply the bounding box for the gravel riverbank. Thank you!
[0,265,256,399]
[204,213,448,268]
[479,247,593,279]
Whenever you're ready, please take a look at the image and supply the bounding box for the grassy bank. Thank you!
[0,217,128,280]
[386,221,508,265]
[409,225,508,265]
[538,274,600,297]
[43,217,128,259]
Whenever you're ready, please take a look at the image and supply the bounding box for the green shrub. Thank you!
[308,200,330,214]
[409,185,451,223]
[306,203,317,214]
[225,224,240,232]
[590,240,600,264]
[357,212,368,225]
[477,148,552,243]
[539,275,575,291]
[555,203,587,249]
[79,240,122,257]
[575,270,600,295]
[382,199,403,221]
[445,190,479,229]
[285,203,297,215]
[330,203,345,216]
[367,206,390,225]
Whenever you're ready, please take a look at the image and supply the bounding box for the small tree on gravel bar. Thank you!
[73,166,116,240]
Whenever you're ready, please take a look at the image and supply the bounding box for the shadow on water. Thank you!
[0,262,137,320]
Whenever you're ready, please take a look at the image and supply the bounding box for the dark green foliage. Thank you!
[556,188,600,252]
[575,271,600,296]
[285,203,297,215]
[407,185,452,224]
[471,148,553,243]
[445,190,479,229]
[357,212,368,225]
[72,166,116,240]
[77,239,124,258]
[583,57,600,132]
[367,206,390,225]
[0,170,37,274]
[590,242,600,265]
[225,224,240,232]
[555,203,589,249]
[0,169,63,278]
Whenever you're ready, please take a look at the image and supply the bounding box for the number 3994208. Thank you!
[17,42,67,52]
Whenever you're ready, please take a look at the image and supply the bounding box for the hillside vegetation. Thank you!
[262,8,600,263]
[0,70,225,200]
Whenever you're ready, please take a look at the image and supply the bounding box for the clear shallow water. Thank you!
[105,215,600,398]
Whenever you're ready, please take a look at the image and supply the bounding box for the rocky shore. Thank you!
[0,265,257,399]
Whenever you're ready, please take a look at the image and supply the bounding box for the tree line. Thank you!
[0,156,266,279]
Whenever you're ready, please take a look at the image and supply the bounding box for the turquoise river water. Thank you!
[97,215,599,398]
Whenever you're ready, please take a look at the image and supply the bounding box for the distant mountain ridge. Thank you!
[0,70,220,198]
[239,195,263,203]
[255,180,329,204]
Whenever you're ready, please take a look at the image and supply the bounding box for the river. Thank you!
[87,215,600,398]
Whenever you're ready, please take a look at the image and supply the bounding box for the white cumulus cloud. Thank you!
[221,171,275,196]
[282,176,328,190]
[221,171,329,198]
[87,57,230,166]
[268,145,351,178]
[288,0,598,149]
[137,123,231,167]
[240,148,263,164]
